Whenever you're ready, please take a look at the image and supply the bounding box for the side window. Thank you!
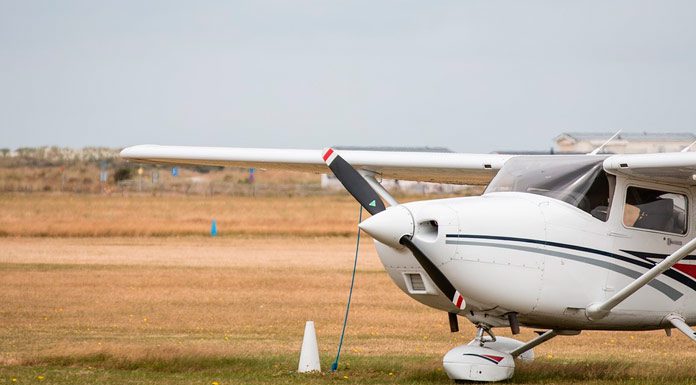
[623,186,688,234]
[587,173,615,222]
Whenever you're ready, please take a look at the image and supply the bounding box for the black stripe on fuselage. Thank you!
[445,234,696,293]
[448,239,683,300]
[621,249,696,262]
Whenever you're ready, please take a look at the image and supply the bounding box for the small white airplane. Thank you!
[121,143,696,382]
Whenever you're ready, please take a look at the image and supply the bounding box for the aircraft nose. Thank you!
[358,205,414,248]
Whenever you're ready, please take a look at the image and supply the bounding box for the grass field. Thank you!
[1,194,696,384]
[0,193,361,237]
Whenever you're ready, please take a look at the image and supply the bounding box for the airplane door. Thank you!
[607,182,689,309]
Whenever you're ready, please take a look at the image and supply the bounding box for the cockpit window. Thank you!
[623,186,687,234]
[485,156,614,221]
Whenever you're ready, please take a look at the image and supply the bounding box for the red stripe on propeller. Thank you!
[322,148,334,162]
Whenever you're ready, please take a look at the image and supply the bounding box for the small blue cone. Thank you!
[211,220,217,237]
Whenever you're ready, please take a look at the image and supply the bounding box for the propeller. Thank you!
[322,148,464,331]
[322,148,386,215]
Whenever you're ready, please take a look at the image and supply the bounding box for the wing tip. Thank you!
[120,144,164,160]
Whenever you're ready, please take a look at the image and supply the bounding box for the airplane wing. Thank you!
[119,145,512,185]
[604,152,696,186]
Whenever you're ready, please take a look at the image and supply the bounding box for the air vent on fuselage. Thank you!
[415,220,439,242]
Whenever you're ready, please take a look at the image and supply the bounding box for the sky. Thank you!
[1,0,695,153]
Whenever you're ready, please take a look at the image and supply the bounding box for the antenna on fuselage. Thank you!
[588,130,622,155]
[680,140,696,153]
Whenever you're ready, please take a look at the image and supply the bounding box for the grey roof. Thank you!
[333,145,453,153]
[558,132,696,142]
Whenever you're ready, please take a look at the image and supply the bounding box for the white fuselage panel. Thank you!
[373,191,696,331]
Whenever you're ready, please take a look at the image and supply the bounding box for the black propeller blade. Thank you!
[400,235,465,311]
[322,148,386,216]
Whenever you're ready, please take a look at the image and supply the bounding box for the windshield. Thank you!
[485,156,614,220]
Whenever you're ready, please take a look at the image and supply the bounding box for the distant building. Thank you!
[554,132,696,154]
[321,146,468,194]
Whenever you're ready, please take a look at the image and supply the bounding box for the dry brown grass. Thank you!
[1,237,696,370]
[0,165,320,193]
[0,193,362,237]
[0,237,458,362]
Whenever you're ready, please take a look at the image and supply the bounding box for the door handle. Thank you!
[608,231,630,238]
[666,238,683,246]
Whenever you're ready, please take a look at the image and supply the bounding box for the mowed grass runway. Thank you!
[1,194,696,384]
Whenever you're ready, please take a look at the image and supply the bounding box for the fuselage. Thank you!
[372,174,696,332]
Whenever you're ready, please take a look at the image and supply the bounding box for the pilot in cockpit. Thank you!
[623,187,687,234]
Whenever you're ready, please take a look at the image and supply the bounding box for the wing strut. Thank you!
[361,171,398,207]
[509,329,580,358]
[666,315,696,343]
[586,236,696,320]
